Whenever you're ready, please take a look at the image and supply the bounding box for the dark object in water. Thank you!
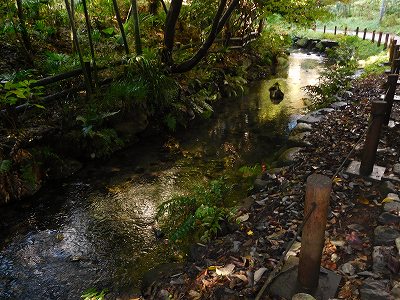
[269,82,284,103]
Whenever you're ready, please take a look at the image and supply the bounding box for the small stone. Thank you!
[340,262,355,275]
[277,147,303,166]
[288,132,312,147]
[330,101,348,109]
[380,181,397,195]
[347,224,365,232]
[393,164,400,175]
[374,226,400,245]
[292,122,312,133]
[292,293,316,300]
[232,241,241,253]
[359,279,390,300]
[254,178,268,191]
[383,201,400,213]
[378,212,400,225]
[372,246,392,275]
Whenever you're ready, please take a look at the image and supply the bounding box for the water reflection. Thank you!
[0,49,323,299]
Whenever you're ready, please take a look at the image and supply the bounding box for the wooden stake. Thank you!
[334,26,337,35]
[377,32,383,47]
[344,26,347,35]
[363,28,367,40]
[384,74,399,125]
[372,30,376,43]
[389,38,396,63]
[298,174,331,292]
[360,101,387,176]
[323,25,326,34]
[355,27,359,36]
[384,34,390,49]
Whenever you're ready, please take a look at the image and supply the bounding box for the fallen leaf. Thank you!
[188,290,202,299]
[254,267,268,284]
[357,196,370,205]
[216,263,235,276]
[233,274,248,282]
[237,213,250,222]
[381,197,394,203]
[247,230,254,236]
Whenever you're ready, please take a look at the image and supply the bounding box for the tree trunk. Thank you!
[162,0,183,65]
[112,0,130,55]
[81,0,99,88]
[171,0,239,73]
[15,0,31,52]
[130,0,142,55]
[64,0,92,95]
[379,0,386,23]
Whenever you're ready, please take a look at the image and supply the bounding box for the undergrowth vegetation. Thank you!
[156,178,236,243]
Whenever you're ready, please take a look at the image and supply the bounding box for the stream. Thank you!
[0,50,323,299]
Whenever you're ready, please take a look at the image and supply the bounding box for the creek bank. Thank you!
[0,48,283,206]
[143,74,400,299]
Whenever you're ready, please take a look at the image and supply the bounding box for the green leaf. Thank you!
[0,160,12,173]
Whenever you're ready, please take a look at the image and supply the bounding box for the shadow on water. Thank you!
[0,50,324,299]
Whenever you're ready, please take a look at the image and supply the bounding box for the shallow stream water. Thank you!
[0,50,323,299]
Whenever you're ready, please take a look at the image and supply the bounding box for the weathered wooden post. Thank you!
[384,34,390,49]
[384,74,399,125]
[344,26,347,35]
[372,30,376,43]
[389,38,396,64]
[355,27,359,36]
[363,28,367,40]
[360,101,387,176]
[334,26,337,35]
[391,58,400,74]
[297,174,331,292]
[377,32,383,47]
[323,25,326,34]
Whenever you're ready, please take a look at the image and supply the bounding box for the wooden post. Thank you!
[323,25,326,33]
[372,30,376,43]
[384,34,390,49]
[344,26,347,35]
[384,74,399,125]
[84,61,93,89]
[355,26,359,36]
[298,174,331,292]
[360,101,387,176]
[389,38,396,64]
[392,58,400,74]
[377,32,383,47]
[363,28,367,40]
[334,26,337,35]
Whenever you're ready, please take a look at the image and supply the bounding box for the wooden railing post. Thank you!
[334,26,337,35]
[363,28,367,40]
[384,34,390,49]
[344,26,347,35]
[377,32,383,47]
[384,74,399,125]
[360,101,387,176]
[389,38,396,64]
[355,26,359,36]
[392,58,400,74]
[298,174,331,292]
[323,25,326,33]
[371,30,376,43]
